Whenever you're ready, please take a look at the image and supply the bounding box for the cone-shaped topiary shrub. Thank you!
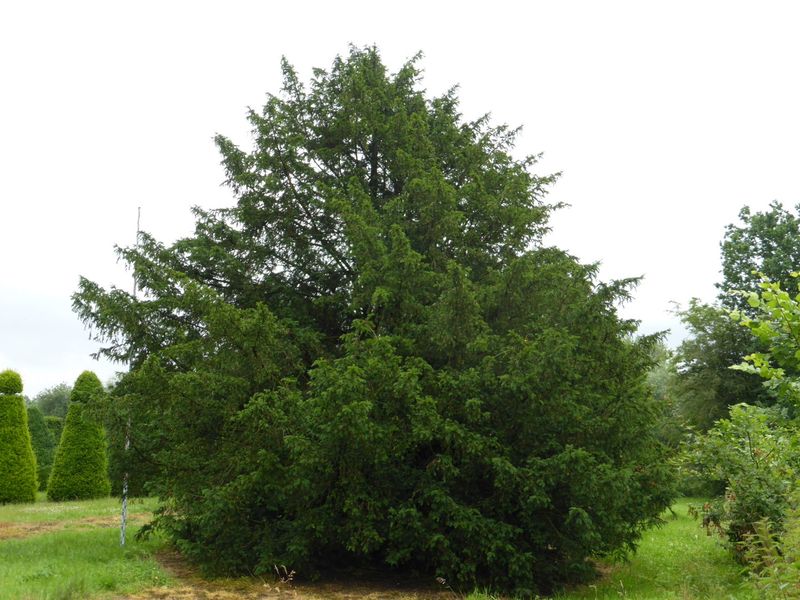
[0,370,38,503]
[45,416,64,445]
[0,370,23,395]
[27,406,55,491]
[47,371,111,501]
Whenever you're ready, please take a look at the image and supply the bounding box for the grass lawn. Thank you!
[0,496,756,599]
[0,495,170,600]
[470,499,757,600]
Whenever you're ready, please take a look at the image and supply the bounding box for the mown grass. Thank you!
[469,499,756,600]
[0,496,755,600]
[0,495,170,600]
[0,492,156,523]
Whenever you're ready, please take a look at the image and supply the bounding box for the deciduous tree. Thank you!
[672,203,800,428]
[32,383,71,418]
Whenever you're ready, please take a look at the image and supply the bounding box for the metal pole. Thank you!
[121,206,140,546]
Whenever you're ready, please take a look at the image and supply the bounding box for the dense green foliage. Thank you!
[32,383,71,418]
[720,202,800,312]
[725,275,800,591]
[732,275,800,406]
[0,370,23,395]
[26,406,55,491]
[680,276,800,584]
[672,203,800,431]
[45,415,63,445]
[47,372,111,501]
[98,382,157,497]
[73,48,673,595]
[683,404,799,556]
[672,301,767,430]
[0,371,38,503]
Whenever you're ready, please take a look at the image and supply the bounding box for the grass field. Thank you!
[554,498,756,600]
[470,499,757,600]
[0,495,169,600]
[0,496,757,599]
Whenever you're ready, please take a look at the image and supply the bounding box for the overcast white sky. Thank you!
[3,1,800,397]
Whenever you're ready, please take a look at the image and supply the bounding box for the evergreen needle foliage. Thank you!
[47,371,111,501]
[73,47,673,596]
[27,406,55,491]
[0,370,38,503]
[0,370,23,395]
[45,415,64,445]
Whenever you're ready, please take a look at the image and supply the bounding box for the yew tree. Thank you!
[26,405,55,491]
[47,371,111,501]
[74,47,673,595]
[0,370,38,503]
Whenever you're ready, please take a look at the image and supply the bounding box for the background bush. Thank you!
[0,370,38,503]
[683,404,800,558]
[45,416,63,445]
[31,383,71,418]
[26,406,55,491]
[47,372,111,501]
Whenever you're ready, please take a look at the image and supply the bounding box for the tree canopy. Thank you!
[671,300,766,430]
[720,202,800,311]
[32,383,71,418]
[671,202,800,429]
[73,47,672,595]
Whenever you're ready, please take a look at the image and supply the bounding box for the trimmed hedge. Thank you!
[47,372,111,501]
[0,370,38,503]
[0,370,22,395]
[45,416,64,445]
[27,406,55,491]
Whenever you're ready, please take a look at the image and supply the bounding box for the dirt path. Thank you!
[0,513,148,540]
[121,552,459,600]
[1,511,458,599]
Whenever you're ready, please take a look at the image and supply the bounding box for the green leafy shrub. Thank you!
[47,372,111,501]
[45,416,64,445]
[683,404,800,558]
[27,406,55,491]
[0,370,38,503]
[74,48,674,596]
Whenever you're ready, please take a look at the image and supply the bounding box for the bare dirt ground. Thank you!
[0,513,148,540]
[121,551,460,600]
